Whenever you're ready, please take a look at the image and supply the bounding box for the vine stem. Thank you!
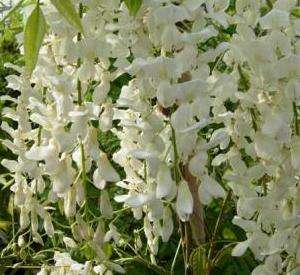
[211,242,238,266]
[206,190,232,274]
[11,198,15,245]
[170,239,182,275]
[185,222,192,272]
[79,140,88,216]
[75,1,86,208]
[293,102,299,136]
[249,108,258,131]
[171,127,186,267]
[114,249,170,275]
[171,126,192,274]
[77,2,83,106]
[76,2,88,217]
[171,127,180,182]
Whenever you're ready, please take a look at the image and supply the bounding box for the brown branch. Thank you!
[181,164,205,246]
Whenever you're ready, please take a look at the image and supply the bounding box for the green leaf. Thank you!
[24,3,46,77]
[0,220,11,231]
[291,8,300,18]
[124,0,143,16]
[84,243,96,260]
[190,246,207,275]
[103,243,113,259]
[222,227,237,240]
[50,0,83,32]
[0,0,25,25]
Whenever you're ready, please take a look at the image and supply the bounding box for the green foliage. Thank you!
[190,246,207,275]
[109,73,131,103]
[291,8,300,18]
[0,0,25,25]
[50,0,84,32]
[0,32,20,97]
[24,2,46,77]
[0,9,24,275]
[212,249,256,275]
[0,2,259,274]
[124,0,143,16]
[237,65,250,92]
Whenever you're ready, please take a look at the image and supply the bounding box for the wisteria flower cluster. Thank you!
[2,0,300,274]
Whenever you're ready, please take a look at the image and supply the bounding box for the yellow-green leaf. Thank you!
[190,246,207,275]
[50,0,83,32]
[124,0,143,16]
[24,3,46,77]
[0,220,11,231]
[291,8,300,18]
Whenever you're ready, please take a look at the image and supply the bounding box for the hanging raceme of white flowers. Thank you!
[2,0,300,274]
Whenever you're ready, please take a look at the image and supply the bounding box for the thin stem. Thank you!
[37,126,42,145]
[171,127,191,274]
[116,256,170,275]
[211,242,238,266]
[77,3,83,40]
[74,169,82,185]
[171,239,182,275]
[171,127,180,183]
[113,206,130,214]
[210,52,226,73]
[2,265,41,269]
[35,247,64,256]
[207,190,232,273]
[11,199,15,245]
[76,2,89,217]
[262,181,267,196]
[249,108,258,132]
[143,161,147,183]
[52,219,70,229]
[79,140,87,214]
[114,248,170,275]
[77,2,83,106]
[1,228,28,257]
[77,79,82,106]
[185,222,191,273]
[293,102,299,136]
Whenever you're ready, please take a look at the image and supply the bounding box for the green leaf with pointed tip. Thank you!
[124,0,143,16]
[50,0,83,32]
[24,3,46,77]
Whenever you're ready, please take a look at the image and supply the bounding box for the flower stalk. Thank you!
[206,190,232,274]
[293,102,299,136]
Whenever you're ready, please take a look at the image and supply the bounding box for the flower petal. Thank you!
[156,165,176,199]
[176,180,193,222]
[232,240,251,257]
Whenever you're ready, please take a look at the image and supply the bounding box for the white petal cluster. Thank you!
[3,0,300,273]
[37,251,124,275]
[2,0,123,272]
